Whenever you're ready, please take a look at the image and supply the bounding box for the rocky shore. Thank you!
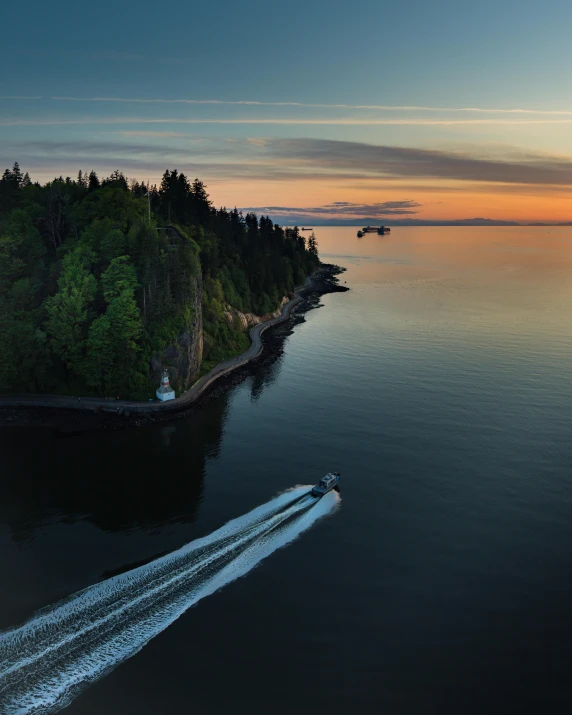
[0,263,347,433]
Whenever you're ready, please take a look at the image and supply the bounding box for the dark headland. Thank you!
[0,164,351,431]
[0,263,347,433]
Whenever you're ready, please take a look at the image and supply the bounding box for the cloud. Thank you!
[107,130,204,139]
[5,136,572,190]
[246,137,269,146]
[264,138,572,186]
[50,96,572,116]
[243,200,421,219]
[7,116,572,128]
[5,139,190,158]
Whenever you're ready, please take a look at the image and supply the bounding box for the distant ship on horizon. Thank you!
[357,226,391,236]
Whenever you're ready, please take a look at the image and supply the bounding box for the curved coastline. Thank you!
[0,265,346,421]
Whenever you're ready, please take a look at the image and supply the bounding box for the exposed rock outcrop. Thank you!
[223,295,291,331]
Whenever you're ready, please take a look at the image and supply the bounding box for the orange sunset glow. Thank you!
[208,177,572,224]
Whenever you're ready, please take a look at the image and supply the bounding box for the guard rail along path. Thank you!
[0,276,313,416]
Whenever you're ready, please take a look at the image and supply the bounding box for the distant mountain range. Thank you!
[527,222,572,226]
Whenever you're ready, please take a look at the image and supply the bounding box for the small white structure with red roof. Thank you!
[156,369,176,401]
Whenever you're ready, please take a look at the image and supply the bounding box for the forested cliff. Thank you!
[0,164,319,398]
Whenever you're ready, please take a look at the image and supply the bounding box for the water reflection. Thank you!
[250,350,285,403]
[0,318,303,548]
[249,314,306,403]
[0,393,231,543]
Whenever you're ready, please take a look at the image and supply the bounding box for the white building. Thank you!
[156,369,176,401]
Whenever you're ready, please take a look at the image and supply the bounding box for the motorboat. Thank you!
[357,230,364,237]
[311,472,341,497]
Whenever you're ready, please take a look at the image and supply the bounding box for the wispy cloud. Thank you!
[246,137,269,146]
[2,138,230,160]
[265,138,572,186]
[244,200,421,218]
[5,136,572,190]
[6,117,572,128]
[108,130,203,139]
[50,96,572,116]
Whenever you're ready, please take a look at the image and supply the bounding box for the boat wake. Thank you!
[0,486,339,714]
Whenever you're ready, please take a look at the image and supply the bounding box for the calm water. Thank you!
[2,227,572,713]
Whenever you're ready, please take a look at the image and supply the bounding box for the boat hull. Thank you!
[311,474,340,497]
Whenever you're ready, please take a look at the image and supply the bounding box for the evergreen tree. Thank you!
[103,170,128,191]
[11,162,24,188]
[82,290,143,396]
[307,232,319,258]
[45,245,97,374]
[88,170,100,192]
[100,255,138,301]
[0,164,23,213]
[41,182,71,251]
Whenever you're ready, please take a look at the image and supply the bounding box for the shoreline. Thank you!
[0,263,347,431]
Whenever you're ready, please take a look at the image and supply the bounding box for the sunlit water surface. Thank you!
[2,227,572,714]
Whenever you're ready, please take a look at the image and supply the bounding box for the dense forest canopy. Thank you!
[0,163,319,398]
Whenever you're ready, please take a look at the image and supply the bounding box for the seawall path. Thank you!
[0,277,313,416]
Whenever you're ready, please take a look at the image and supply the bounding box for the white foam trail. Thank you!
[0,487,339,714]
[0,487,305,668]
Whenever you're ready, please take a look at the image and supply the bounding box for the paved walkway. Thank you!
[0,278,312,416]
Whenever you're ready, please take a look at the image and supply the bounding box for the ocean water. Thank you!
[2,226,572,713]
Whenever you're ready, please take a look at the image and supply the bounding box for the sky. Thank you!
[2,0,572,223]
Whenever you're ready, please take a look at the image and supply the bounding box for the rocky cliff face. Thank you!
[152,289,291,392]
[151,272,203,390]
[223,295,290,331]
